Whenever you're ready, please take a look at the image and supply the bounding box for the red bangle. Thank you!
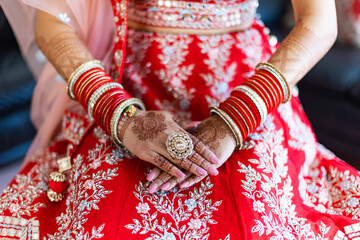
[242,81,270,112]
[247,76,275,111]
[231,90,261,126]
[102,97,125,132]
[94,91,129,130]
[250,74,279,110]
[79,78,111,108]
[74,69,105,100]
[220,103,247,139]
[93,89,123,124]
[227,97,255,133]
[223,101,250,138]
[256,70,284,104]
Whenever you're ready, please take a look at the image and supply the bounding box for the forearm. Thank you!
[268,0,337,88]
[35,10,93,81]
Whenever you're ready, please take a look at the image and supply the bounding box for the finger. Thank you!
[180,175,206,189]
[191,136,220,164]
[159,148,207,177]
[147,167,162,182]
[149,152,186,179]
[187,151,219,176]
[148,172,172,194]
[181,121,201,132]
[160,171,192,191]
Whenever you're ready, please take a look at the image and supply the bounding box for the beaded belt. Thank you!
[128,0,258,34]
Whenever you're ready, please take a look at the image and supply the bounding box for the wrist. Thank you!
[66,60,146,146]
[211,115,237,148]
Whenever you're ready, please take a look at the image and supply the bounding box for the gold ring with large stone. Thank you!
[166,132,194,159]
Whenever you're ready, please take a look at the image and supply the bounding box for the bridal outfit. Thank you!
[0,0,359,239]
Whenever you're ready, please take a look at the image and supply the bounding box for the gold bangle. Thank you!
[256,62,291,103]
[67,60,105,100]
[209,107,243,149]
[234,86,268,124]
[111,98,146,147]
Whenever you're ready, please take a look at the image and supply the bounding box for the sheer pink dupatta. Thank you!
[0,0,115,162]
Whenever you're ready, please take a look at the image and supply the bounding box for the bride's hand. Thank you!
[146,114,237,193]
[118,110,220,180]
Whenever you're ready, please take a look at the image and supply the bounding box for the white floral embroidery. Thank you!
[154,34,195,104]
[126,178,225,240]
[188,219,203,230]
[235,28,269,77]
[124,29,153,98]
[239,115,331,239]
[137,203,151,214]
[0,150,52,218]
[198,34,236,104]
[46,127,127,239]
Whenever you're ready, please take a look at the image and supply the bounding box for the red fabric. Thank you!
[49,180,67,194]
[1,1,360,239]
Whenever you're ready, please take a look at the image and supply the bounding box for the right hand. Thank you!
[117,110,220,179]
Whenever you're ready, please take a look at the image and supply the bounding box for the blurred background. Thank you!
[1,0,360,191]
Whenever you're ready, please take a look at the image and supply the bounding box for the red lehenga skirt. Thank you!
[1,18,360,240]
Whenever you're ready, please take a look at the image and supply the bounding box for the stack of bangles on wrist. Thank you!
[67,60,145,146]
[210,62,290,149]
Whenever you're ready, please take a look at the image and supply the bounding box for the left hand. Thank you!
[146,114,237,193]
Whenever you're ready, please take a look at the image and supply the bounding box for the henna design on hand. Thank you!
[153,155,174,173]
[188,152,206,166]
[178,159,194,171]
[118,115,132,141]
[172,116,184,128]
[131,112,167,141]
[195,115,231,150]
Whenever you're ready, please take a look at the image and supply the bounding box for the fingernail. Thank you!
[176,170,185,178]
[190,121,201,126]
[147,172,156,181]
[210,156,219,164]
[196,167,207,176]
[161,183,171,191]
[209,166,219,175]
[180,181,189,188]
[148,183,158,193]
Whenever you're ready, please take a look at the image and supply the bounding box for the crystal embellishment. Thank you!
[166,132,194,159]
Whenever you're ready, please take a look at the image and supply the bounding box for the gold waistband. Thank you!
[128,19,254,35]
